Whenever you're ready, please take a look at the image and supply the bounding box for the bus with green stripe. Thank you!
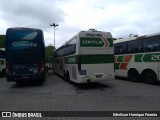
[0,48,6,77]
[53,29,114,83]
[114,33,160,84]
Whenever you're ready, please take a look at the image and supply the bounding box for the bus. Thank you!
[5,27,46,83]
[0,48,6,77]
[114,33,160,84]
[53,29,114,83]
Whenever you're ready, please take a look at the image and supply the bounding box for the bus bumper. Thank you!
[78,73,114,83]
[6,72,45,82]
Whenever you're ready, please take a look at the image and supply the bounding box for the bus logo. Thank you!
[12,41,37,48]
[80,37,113,47]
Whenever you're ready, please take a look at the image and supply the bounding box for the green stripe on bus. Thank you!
[80,37,113,47]
[114,63,120,69]
[81,55,114,64]
[107,38,113,47]
[117,56,124,62]
[64,55,114,64]
[135,54,143,62]
[64,56,77,64]
[135,53,160,62]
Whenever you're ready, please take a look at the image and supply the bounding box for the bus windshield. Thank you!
[7,30,40,50]
[7,30,38,41]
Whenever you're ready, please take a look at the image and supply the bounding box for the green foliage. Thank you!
[45,44,55,63]
[113,38,117,40]
[0,35,5,48]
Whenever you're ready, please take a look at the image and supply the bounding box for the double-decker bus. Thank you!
[5,27,45,84]
[0,48,6,77]
[53,29,114,83]
[114,33,160,84]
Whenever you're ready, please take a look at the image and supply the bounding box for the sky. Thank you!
[0,0,160,48]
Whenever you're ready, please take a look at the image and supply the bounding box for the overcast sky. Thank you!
[0,0,160,48]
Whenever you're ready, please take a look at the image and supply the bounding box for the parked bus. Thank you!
[5,27,45,83]
[0,48,6,77]
[114,33,160,84]
[53,29,114,83]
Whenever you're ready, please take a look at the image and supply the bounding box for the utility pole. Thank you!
[50,23,59,48]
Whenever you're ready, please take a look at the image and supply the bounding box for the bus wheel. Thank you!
[142,70,158,84]
[65,72,70,82]
[64,72,67,82]
[16,81,23,85]
[128,69,140,82]
[2,69,6,77]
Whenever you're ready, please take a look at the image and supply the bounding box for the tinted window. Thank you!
[114,42,127,54]
[8,31,38,41]
[128,40,142,53]
[144,35,160,52]
[65,37,76,55]
[55,37,77,57]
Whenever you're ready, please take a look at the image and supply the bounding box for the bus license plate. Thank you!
[96,75,102,78]
[22,76,29,79]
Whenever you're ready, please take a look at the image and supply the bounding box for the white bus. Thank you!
[114,33,160,84]
[53,29,114,83]
[0,48,6,77]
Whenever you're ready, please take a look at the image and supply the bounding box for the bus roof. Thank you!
[114,32,160,44]
[7,27,42,32]
[114,37,136,44]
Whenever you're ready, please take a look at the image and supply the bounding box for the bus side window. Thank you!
[114,42,127,55]
[127,40,142,53]
[65,37,77,56]
[144,36,160,52]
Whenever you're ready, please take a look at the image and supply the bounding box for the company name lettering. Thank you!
[12,42,37,47]
[86,33,102,37]
[82,40,103,44]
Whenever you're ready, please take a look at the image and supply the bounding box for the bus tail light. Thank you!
[40,60,45,72]
[78,56,81,71]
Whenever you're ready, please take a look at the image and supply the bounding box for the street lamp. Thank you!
[50,23,59,48]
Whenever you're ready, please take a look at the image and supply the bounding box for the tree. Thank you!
[113,38,117,41]
[129,34,138,37]
[45,44,55,63]
[0,35,5,48]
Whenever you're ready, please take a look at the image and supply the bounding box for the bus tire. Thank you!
[1,68,6,77]
[128,69,140,82]
[63,70,66,80]
[64,72,67,82]
[65,71,70,82]
[142,70,158,85]
[39,76,45,84]
[16,80,23,85]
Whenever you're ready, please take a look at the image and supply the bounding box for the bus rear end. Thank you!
[6,28,45,83]
[77,30,114,83]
